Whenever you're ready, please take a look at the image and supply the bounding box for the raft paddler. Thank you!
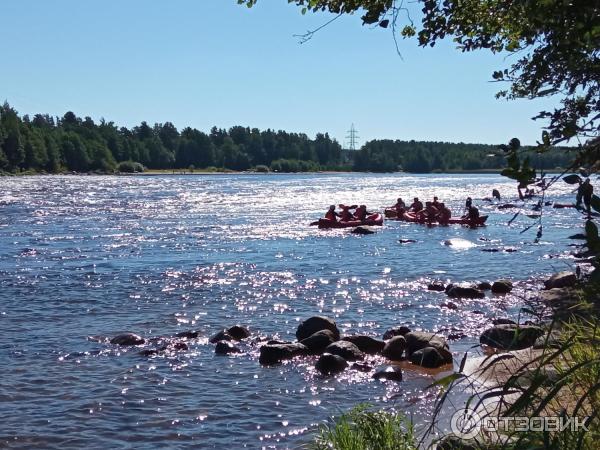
[409,197,423,212]
[339,204,355,222]
[354,205,372,221]
[325,205,338,222]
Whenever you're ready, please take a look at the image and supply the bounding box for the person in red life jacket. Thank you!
[339,204,355,222]
[437,203,452,224]
[416,201,439,222]
[354,205,374,222]
[324,205,338,222]
[409,197,423,212]
[432,196,441,208]
[392,197,406,214]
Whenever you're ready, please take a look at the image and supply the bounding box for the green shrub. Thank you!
[117,161,145,173]
[254,164,270,173]
[310,404,416,450]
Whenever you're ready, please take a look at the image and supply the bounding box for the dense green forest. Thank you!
[0,102,572,174]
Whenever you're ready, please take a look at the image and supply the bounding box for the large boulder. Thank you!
[259,343,307,365]
[477,281,492,291]
[372,365,403,381]
[300,329,337,354]
[325,341,364,361]
[110,333,145,346]
[544,271,577,290]
[409,346,452,368]
[342,335,385,354]
[446,286,485,299]
[381,336,407,361]
[404,332,449,357]
[382,326,411,340]
[315,353,348,375]
[214,341,241,355]
[296,316,340,341]
[491,279,513,294]
[480,324,544,350]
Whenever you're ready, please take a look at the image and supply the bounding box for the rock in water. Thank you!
[227,325,251,340]
[296,316,340,341]
[351,226,375,235]
[110,333,145,346]
[214,341,241,355]
[342,335,385,354]
[409,347,451,368]
[381,336,407,361]
[382,326,411,340]
[446,286,485,299]
[491,279,513,294]
[372,365,403,381]
[428,282,446,292]
[209,330,233,344]
[325,341,364,361]
[259,343,307,365]
[544,271,577,290]
[300,330,337,354]
[175,330,200,339]
[315,353,348,375]
[404,332,449,356]
[480,324,543,350]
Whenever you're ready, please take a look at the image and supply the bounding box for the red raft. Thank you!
[311,213,384,229]
[384,208,487,227]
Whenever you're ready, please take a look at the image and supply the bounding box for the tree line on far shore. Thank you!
[0,102,572,174]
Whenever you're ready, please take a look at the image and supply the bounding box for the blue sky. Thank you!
[1,0,557,146]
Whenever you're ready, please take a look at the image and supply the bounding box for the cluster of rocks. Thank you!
[427,279,513,299]
[258,316,453,378]
[109,332,193,356]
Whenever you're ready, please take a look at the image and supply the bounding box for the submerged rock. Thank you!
[491,279,513,294]
[315,353,348,375]
[381,336,406,361]
[300,329,337,354]
[214,341,241,355]
[398,239,417,244]
[372,365,403,381]
[342,335,385,354]
[351,226,375,235]
[325,341,364,361]
[544,271,577,290]
[296,316,340,341]
[480,324,543,350]
[382,326,411,340]
[446,286,485,299]
[351,362,373,372]
[259,343,307,365]
[175,330,201,339]
[409,346,452,368]
[110,333,145,346]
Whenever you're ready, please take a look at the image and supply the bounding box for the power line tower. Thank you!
[345,123,359,150]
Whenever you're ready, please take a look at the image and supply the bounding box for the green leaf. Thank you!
[563,174,582,185]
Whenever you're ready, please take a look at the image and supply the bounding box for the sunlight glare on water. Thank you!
[0,173,580,449]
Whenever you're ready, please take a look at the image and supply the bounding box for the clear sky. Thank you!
[0,0,557,146]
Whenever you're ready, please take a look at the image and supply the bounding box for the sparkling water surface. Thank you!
[0,173,581,449]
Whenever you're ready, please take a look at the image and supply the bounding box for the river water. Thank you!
[0,173,581,449]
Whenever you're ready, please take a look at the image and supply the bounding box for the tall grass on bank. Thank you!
[309,404,417,450]
[427,313,599,450]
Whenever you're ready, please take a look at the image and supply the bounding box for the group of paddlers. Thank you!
[323,195,481,224]
[387,196,480,223]
[325,204,373,222]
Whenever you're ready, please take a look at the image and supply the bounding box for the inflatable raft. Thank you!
[384,208,487,227]
[311,213,384,229]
